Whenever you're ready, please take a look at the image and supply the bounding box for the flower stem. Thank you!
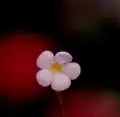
[56,92,67,117]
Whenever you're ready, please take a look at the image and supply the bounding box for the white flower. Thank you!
[36,50,81,91]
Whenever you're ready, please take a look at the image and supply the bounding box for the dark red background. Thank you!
[0,33,119,117]
[0,33,55,102]
[0,0,120,116]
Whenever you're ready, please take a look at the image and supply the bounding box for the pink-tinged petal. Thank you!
[55,51,73,64]
[37,51,54,69]
[62,62,81,80]
[36,69,53,87]
[51,73,71,91]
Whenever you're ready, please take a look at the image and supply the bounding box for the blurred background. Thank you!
[0,0,120,117]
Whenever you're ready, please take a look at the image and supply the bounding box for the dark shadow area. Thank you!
[0,1,120,117]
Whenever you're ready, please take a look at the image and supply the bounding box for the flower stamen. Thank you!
[50,62,62,72]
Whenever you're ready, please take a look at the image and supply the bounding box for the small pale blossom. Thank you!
[36,50,81,91]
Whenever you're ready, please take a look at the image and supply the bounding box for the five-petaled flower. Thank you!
[36,50,81,91]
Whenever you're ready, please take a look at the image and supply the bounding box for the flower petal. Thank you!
[55,51,73,64]
[37,50,54,69]
[62,62,81,80]
[51,73,71,91]
[36,69,53,87]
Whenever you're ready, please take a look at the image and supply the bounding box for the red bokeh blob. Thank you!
[45,90,119,117]
[0,32,56,103]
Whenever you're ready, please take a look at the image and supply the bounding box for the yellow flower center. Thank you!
[50,62,62,72]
